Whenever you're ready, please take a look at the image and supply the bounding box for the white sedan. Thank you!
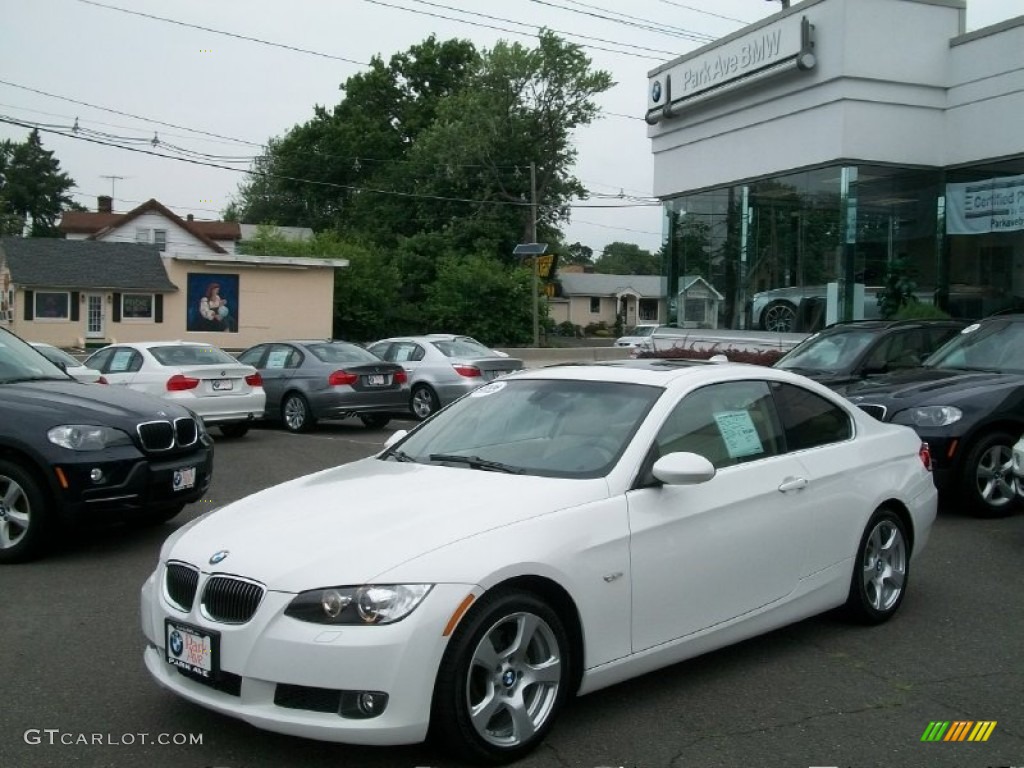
[141,361,936,763]
[85,341,265,438]
[29,342,104,383]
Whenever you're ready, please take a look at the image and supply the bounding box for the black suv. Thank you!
[0,327,214,562]
[775,318,967,394]
[842,315,1024,517]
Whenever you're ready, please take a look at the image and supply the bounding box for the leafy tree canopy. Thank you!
[0,129,77,237]
[593,241,659,275]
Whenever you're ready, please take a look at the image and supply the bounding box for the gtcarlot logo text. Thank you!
[24,729,203,746]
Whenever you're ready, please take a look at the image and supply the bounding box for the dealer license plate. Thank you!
[172,467,196,492]
[212,379,233,391]
[366,374,387,386]
[165,620,219,680]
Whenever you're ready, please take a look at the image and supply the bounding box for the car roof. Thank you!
[818,318,967,333]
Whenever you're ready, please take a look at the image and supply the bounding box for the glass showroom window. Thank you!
[122,294,154,320]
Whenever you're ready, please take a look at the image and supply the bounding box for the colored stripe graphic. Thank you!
[921,720,996,742]
[921,721,949,741]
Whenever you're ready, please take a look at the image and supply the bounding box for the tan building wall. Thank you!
[1,258,341,350]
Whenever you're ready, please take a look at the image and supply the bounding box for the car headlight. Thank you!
[892,406,963,428]
[285,584,433,625]
[193,413,213,447]
[47,425,133,451]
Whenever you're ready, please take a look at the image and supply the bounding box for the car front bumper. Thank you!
[140,570,476,745]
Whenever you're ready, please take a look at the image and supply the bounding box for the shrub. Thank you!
[637,342,784,367]
[894,302,952,320]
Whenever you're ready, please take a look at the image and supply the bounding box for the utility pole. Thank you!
[530,162,539,347]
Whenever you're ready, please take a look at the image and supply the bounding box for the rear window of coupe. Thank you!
[149,346,237,366]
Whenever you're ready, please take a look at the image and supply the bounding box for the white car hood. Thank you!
[168,457,610,592]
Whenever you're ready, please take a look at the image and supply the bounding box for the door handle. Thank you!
[778,476,808,493]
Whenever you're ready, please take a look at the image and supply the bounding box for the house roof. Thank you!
[679,275,724,300]
[59,198,235,253]
[0,238,178,291]
[558,273,667,298]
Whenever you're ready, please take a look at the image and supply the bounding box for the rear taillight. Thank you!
[329,370,359,386]
[453,364,481,378]
[919,442,932,471]
[167,374,200,391]
[245,372,263,387]
[394,369,408,384]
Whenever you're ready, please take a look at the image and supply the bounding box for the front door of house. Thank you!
[86,294,105,339]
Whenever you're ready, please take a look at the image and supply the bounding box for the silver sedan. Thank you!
[237,340,410,432]
[367,335,523,419]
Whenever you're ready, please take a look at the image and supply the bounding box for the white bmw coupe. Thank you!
[141,359,936,763]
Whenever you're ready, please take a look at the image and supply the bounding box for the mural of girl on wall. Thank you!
[187,273,238,332]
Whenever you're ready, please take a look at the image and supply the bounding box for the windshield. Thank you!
[925,320,1024,373]
[388,378,662,478]
[307,342,382,364]
[431,338,495,358]
[149,345,238,366]
[776,330,878,373]
[0,329,71,383]
[33,344,82,369]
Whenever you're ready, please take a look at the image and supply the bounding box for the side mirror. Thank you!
[652,452,716,485]
[383,430,408,450]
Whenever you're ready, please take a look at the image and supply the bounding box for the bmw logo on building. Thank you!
[209,549,229,565]
[169,630,184,657]
[651,80,662,103]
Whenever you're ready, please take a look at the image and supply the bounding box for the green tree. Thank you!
[558,241,593,267]
[593,241,659,274]
[424,254,537,345]
[0,129,77,236]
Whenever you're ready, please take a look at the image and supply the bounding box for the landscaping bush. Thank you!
[894,302,952,320]
[637,342,784,366]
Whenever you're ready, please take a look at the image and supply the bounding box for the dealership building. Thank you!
[646,0,1024,332]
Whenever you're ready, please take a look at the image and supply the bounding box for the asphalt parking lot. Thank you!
[1,419,1022,768]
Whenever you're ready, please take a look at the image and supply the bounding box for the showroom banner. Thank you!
[946,174,1024,234]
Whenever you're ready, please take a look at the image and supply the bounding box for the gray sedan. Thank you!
[237,340,409,432]
[367,335,523,419]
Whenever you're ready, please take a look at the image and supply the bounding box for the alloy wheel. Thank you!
[975,444,1016,509]
[860,518,907,612]
[0,474,31,551]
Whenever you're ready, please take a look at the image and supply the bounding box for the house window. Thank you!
[153,229,167,248]
[35,291,70,320]
[590,297,601,314]
[639,299,658,322]
[122,293,154,320]
[135,227,149,244]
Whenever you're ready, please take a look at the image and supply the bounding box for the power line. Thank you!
[361,0,673,60]
[1,117,661,209]
[526,0,715,44]
[655,0,752,26]
[73,0,369,66]
[0,79,263,146]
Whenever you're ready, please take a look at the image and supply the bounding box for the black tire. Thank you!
[281,393,316,433]
[760,300,798,333]
[0,459,51,564]
[844,507,909,624]
[218,423,250,439]
[431,590,572,764]
[411,385,440,421]
[138,503,187,526]
[958,431,1021,518]
[359,414,391,429]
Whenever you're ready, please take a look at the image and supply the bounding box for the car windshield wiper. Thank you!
[428,453,524,474]
[381,448,419,464]
[0,375,68,384]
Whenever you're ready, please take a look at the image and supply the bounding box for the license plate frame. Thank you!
[172,466,196,492]
[212,379,233,391]
[165,619,220,681]
[366,374,387,386]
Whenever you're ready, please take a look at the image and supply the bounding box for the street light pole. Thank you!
[530,162,539,347]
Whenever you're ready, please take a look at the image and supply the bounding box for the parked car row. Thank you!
[775,315,1024,517]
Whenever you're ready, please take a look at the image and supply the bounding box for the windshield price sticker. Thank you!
[471,381,507,397]
[714,410,764,458]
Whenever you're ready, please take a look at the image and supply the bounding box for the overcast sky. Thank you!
[1,0,1019,254]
